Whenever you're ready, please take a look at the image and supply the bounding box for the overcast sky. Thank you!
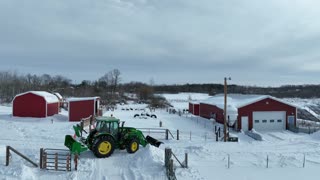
[1,0,320,86]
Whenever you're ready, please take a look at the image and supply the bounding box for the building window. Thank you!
[270,119,275,123]
[277,119,282,123]
[262,120,267,123]
[255,120,259,123]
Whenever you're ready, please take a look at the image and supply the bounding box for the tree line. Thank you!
[0,70,159,106]
[1,70,320,105]
[153,84,320,98]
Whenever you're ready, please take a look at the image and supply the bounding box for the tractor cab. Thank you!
[95,117,120,137]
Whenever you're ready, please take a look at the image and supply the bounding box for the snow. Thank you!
[158,93,210,110]
[14,91,59,103]
[1,93,320,180]
[54,92,63,100]
[67,97,99,102]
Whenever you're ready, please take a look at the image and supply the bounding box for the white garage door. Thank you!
[252,111,286,131]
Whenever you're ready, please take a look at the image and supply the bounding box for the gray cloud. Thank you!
[1,0,320,86]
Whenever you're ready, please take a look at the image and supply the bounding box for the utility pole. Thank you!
[224,77,231,142]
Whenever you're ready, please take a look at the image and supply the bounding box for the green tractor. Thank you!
[64,116,163,158]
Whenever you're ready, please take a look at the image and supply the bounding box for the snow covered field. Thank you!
[1,94,320,180]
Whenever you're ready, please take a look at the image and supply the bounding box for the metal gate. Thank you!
[40,148,72,171]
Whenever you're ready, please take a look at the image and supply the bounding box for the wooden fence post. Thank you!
[6,146,10,166]
[216,132,218,141]
[228,154,230,169]
[165,148,172,168]
[266,155,269,168]
[40,148,44,169]
[303,154,306,168]
[74,154,78,171]
[185,153,188,168]
[190,131,192,141]
[177,130,179,140]
[169,159,174,177]
[43,152,47,169]
[166,129,169,140]
[66,155,70,171]
[55,153,58,171]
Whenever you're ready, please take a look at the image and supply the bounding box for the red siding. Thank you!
[69,100,95,122]
[237,98,296,130]
[199,103,224,124]
[194,104,200,116]
[189,103,194,114]
[13,93,46,118]
[189,103,200,116]
[47,103,59,116]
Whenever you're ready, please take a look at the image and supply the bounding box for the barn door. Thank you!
[241,116,249,132]
[288,116,295,125]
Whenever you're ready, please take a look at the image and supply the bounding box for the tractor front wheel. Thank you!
[92,136,115,158]
[126,139,139,154]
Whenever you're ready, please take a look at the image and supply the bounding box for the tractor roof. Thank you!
[95,116,120,122]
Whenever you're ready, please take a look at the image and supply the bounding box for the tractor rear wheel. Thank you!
[92,136,115,158]
[126,139,139,154]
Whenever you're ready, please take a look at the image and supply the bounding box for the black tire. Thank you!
[134,114,140,118]
[87,129,98,150]
[126,139,139,154]
[151,115,157,118]
[92,136,115,158]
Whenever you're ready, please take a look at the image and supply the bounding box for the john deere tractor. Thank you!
[64,116,162,158]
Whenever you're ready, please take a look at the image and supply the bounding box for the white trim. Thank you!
[67,97,100,102]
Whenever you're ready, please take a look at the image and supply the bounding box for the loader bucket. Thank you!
[146,135,163,148]
[64,135,88,154]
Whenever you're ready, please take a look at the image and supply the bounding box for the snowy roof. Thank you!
[15,91,59,103]
[201,94,296,109]
[67,97,100,102]
[53,92,63,100]
[189,101,199,104]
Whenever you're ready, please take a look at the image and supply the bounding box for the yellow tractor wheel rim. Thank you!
[131,142,138,152]
[98,141,112,155]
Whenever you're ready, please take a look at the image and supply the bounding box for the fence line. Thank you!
[165,148,188,180]
[6,146,38,167]
[188,152,315,169]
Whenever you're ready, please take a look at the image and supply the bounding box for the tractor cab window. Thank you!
[110,122,119,135]
[96,121,119,135]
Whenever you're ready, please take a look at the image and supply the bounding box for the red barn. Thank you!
[68,97,101,122]
[237,96,296,131]
[189,102,200,116]
[199,94,296,132]
[13,91,59,118]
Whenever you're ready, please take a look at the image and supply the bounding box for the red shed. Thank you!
[189,102,200,116]
[68,97,101,122]
[13,91,59,118]
[199,94,297,132]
